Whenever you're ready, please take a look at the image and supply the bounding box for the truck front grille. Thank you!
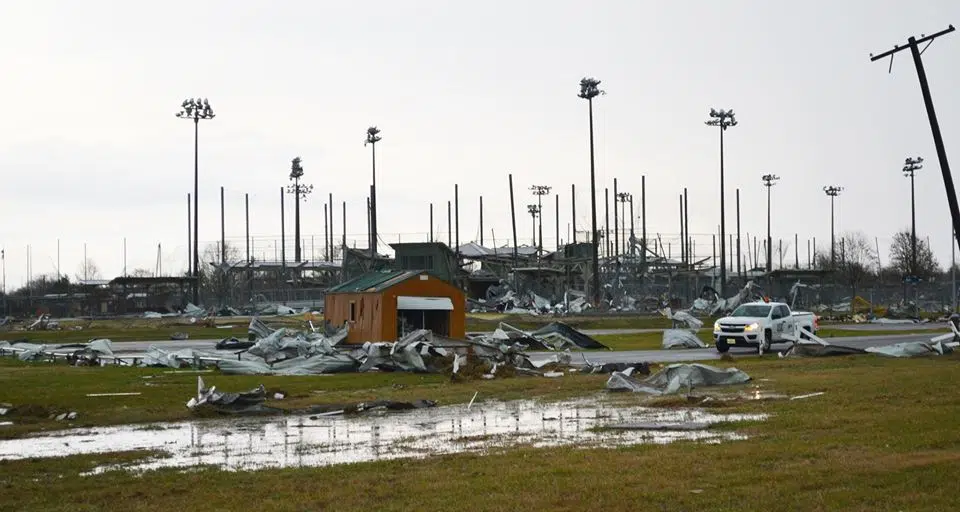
[720,326,745,333]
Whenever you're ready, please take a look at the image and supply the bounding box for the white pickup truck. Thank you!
[713,301,818,354]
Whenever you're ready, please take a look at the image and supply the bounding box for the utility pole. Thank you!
[705,108,738,295]
[341,201,346,255]
[578,77,605,306]
[903,157,924,276]
[429,203,434,243]
[617,191,631,259]
[527,204,540,246]
[761,174,780,273]
[328,193,334,262]
[678,193,685,264]
[823,186,843,268]
[530,185,551,258]
[447,201,452,248]
[870,25,960,254]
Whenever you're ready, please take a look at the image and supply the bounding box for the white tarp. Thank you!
[397,296,454,311]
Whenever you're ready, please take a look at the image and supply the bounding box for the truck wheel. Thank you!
[759,330,772,355]
[716,338,729,353]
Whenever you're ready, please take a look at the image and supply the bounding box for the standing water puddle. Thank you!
[0,396,766,473]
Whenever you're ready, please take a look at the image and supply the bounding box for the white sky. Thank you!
[2,0,960,287]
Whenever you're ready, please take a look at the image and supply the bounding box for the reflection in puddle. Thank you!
[0,396,766,473]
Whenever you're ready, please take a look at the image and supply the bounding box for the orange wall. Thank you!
[381,274,466,340]
[324,273,465,343]
[324,292,383,343]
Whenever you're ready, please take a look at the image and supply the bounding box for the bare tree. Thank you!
[129,268,153,278]
[75,258,101,282]
[888,230,940,279]
[199,242,243,306]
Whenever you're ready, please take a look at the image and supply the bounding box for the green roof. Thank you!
[326,270,423,293]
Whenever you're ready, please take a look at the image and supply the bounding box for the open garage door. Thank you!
[397,296,453,336]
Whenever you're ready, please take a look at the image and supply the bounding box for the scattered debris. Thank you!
[790,392,826,401]
[86,393,142,397]
[215,337,255,351]
[662,329,708,349]
[865,340,954,358]
[170,332,189,341]
[606,363,752,395]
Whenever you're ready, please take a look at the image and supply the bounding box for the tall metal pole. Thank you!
[341,201,346,253]
[571,184,577,244]
[479,196,484,246]
[220,186,225,265]
[604,187,610,257]
[578,78,604,307]
[613,178,620,258]
[737,188,743,280]
[824,186,842,268]
[455,184,460,260]
[280,187,286,269]
[365,127,382,258]
[678,193,684,264]
[795,233,799,269]
[706,108,737,295]
[509,174,518,266]
[245,194,250,264]
[871,26,960,254]
[953,226,957,312]
[683,187,690,264]
[629,195,635,256]
[430,203,434,243]
[447,200,452,247]
[555,193,560,249]
[177,99,215,304]
[187,193,192,276]
[324,203,329,261]
[641,175,646,266]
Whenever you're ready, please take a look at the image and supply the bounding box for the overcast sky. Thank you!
[2,0,960,287]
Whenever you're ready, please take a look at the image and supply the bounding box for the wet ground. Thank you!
[0,395,766,473]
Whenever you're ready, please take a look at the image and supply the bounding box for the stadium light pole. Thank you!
[705,108,737,294]
[579,77,605,306]
[365,126,382,257]
[761,174,780,273]
[903,157,924,276]
[176,97,215,305]
[823,185,844,268]
[286,157,314,263]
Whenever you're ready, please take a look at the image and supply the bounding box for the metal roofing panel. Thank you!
[397,296,454,311]
[326,270,420,293]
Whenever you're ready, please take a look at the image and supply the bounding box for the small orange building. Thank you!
[324,270,466,343]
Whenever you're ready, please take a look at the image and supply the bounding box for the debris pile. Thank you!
[186,376,436,417]
[0,339,114,365]
[660,308,708,349]
[467,321,607,352]
[606,363,752,395]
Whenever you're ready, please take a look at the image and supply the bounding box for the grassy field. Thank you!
[0,358,607,439]
[1,353,959,510]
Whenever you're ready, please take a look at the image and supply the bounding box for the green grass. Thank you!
[592,331,713,351]
[0,359,606,439]
[1,354,959,510]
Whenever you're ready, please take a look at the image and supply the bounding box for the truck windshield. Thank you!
[730,305,771,317]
